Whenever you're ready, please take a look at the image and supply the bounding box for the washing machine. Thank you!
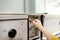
[0,14,29,40]
[0,14,41,40]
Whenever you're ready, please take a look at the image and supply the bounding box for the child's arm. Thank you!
[32,19,59,40]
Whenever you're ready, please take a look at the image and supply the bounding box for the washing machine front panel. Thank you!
[0,20,28,40]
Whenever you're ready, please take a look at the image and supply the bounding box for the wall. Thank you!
[46,0,60,14]
[0,0,24,13]
[35,0,46,13]
[25,0,35,13]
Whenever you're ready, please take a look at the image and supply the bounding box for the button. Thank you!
[8,29,17,38]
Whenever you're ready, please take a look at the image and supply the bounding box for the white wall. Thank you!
[46,0,60,14]
[0,0,24,13]
[35,0,46,13]
[25,0,35,13]
[0,0,36,13]
[35,0,60,14]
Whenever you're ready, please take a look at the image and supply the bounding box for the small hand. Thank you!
[32,19,42,28]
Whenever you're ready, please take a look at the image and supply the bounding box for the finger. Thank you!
[29,18,35,22]
[32,20,37,24]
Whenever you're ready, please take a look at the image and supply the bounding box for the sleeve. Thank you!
[51,36,60,40]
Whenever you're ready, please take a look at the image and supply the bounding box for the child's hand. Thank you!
[32,19,42,28]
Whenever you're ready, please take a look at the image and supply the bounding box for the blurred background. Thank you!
[0,0,60,14]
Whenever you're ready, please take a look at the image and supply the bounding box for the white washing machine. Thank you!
[0,14,41,40]
[0,14,29,40]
